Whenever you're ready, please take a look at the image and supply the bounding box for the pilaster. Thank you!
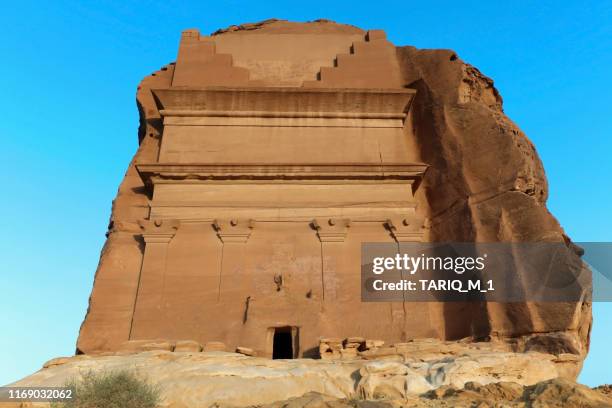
[130,219,179,339]
[213,219,254,303]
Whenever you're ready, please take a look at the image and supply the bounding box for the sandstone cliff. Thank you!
[396,45,591,361]
[75,19,591,379]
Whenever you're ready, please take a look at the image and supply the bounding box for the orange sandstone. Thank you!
[76,20,590,376]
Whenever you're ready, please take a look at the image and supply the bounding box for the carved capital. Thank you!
[385,215,424,242]
[139,219,180,244]
[213,219,253,243]
[312,218,350,242]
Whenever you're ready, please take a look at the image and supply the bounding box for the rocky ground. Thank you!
[3,339,610,407]
[253,380,612,408]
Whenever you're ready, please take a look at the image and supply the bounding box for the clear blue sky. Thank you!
[0,0,610,387]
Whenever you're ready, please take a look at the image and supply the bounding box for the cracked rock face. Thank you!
[74,18,590,380]
[396,45,591,366]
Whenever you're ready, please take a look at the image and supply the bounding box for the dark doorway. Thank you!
[272,327,293,359]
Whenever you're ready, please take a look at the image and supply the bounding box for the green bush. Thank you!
[53,370,160,408]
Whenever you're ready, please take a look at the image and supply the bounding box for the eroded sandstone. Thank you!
[71,18,590,385]
[3,343,586,408]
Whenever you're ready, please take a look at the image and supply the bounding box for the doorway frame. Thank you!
[266,325,299,358]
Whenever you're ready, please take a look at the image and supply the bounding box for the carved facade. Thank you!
[128,27,428,357]
[79,23,434,358]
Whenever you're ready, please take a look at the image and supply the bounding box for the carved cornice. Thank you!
[213,219,254,243]
[136,163,427,190]
[139,219,180,243]
[312,218,351,242]
[159,110,406,119]
[385,216,424,242]
[152,87,415,118]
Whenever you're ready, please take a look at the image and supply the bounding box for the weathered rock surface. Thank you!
[254,380,612,408]
[396,44,592,354]
[3,348,609,408]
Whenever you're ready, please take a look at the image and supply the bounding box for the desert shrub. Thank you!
[53,370,160,408]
